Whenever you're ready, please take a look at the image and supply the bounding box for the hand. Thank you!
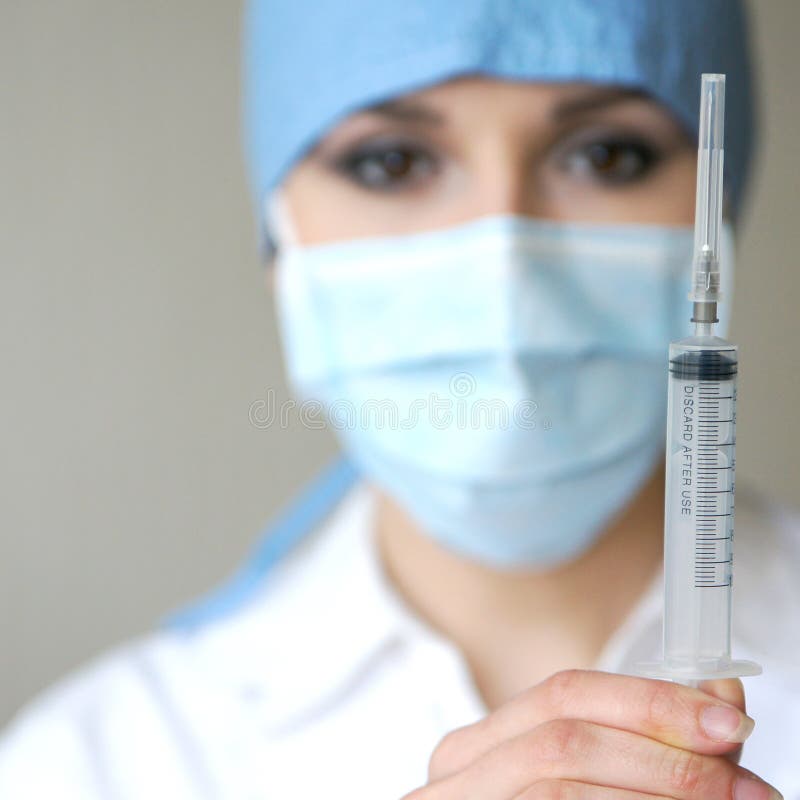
[403,670,782,799]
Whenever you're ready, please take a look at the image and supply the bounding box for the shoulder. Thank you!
[0,633,201,799]
[729,487,800,795]
[733,485,800,672]
[0,479,409,799]
[0,570,329,799]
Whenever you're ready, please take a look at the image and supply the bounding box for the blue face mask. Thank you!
[274,214,735,568]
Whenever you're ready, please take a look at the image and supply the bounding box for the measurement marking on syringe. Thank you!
[696,514,732,518]
[697,512,731,519]
[694,584,731,588]
[696,569,731,573]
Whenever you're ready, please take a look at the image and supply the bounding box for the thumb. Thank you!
[698,678,749,764]
[698,677,746,713]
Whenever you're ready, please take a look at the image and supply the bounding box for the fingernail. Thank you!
[734,776,783,800]
[700,705,755,742]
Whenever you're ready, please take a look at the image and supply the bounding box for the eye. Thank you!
[331,139,439,191]
[561,137,662,186]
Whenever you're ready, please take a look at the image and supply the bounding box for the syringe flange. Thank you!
[637,659,762,682]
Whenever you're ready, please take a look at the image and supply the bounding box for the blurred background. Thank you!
[1,1,798,726]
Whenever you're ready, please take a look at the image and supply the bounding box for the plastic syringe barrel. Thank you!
[663,339,736,671]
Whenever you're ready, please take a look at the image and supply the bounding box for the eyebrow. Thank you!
[365,98,445,125]
[363,86,651,127]
[552,87,650,120]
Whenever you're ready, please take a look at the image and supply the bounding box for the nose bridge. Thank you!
[464,136,542,219]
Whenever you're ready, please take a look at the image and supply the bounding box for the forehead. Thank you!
[339,75,686,136]
[399,76,620,105]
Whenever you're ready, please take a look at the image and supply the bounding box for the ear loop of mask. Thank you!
[262,189,298,260]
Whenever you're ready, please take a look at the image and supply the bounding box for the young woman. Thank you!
[1,1,797,798]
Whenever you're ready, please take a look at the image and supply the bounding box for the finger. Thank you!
[511,779,677,800]
[437,720,779,800]
[429,670,753,781]
[696,679,747,765]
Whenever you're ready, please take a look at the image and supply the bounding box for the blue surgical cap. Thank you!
[244,0,757,224]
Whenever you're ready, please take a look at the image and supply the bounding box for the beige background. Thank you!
[1,2,798,726]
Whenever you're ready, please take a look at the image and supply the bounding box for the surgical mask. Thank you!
[271,206,735,568]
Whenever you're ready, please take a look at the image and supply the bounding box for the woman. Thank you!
[1,1,797,798]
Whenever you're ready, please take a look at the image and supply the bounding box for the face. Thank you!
[279,76,697,246]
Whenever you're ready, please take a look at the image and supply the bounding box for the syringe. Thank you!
[639,74,761,687]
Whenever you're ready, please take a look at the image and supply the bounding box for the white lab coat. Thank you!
[1,481,799,799]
